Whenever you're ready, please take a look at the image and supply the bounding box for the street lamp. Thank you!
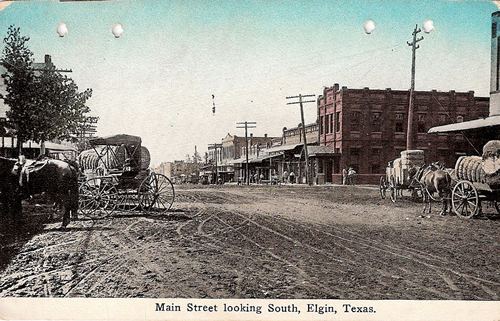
[406,21,434,150]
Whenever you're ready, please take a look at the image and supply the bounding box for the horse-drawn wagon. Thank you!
[78,134,174,218]
[450,140,500,218]
[380,150,425,202]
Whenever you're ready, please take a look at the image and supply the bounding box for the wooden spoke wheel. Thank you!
[389,176,397,203]
[452,180,479,219]
[379,176,387,199]
[80,178,118,219]
[78,181,99,217]
[139,172,175,214]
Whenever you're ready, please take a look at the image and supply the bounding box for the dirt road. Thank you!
[0,185,498,299]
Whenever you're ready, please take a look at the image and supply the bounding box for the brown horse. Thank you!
[0,156,79,227]
[416,163,452,215]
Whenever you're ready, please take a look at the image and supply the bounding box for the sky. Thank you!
[0,0,497,165]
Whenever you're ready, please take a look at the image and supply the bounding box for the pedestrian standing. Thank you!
[289,171,295,184]
[259,173,264,184]
[347,167,357,185]
[283,170,288,184]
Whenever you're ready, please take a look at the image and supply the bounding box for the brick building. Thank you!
[317,84,490,184]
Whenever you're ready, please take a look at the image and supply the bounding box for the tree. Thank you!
[1,25,92,156]
[0,26,35,154]
[31,66,92,152]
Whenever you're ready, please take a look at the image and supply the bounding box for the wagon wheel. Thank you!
[78,181,99,217]
[389,176,397,203]
[379,176,387,199]
[81,178,118,219]
[452,180,479,219]
[139,172,175,214]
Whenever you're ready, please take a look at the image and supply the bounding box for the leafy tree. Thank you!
[0,25,35,153]
[1,25,92,155]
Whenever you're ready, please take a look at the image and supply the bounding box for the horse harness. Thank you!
[12,158,49,195]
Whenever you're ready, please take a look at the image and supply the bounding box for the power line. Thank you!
[236,121,256,185]
[286,94,315,185]
[406,24,424,150]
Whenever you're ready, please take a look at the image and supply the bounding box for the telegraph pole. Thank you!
[236,121,256,185]
[286,94,315,185]
[208,143,222,184]
[406,24,424,150]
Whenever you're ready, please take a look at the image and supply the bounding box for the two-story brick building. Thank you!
[317,84,490,184]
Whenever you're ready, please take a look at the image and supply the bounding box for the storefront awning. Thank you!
[307,146,340,157]
[428,115,500,133]
[265,143,303,153]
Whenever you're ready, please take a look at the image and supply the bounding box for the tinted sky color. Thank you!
[0,0,497,164]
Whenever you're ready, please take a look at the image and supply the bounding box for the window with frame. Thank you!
[417,114,426,133]
[371,164,381,174]
[335,112,340,132]
[351,111,361,127]
[372,112,382,132]
[329,114,334,134]
[371,148,381,158]
[395,113,404,133]
[438,114,447,125]
[320,116,324,135]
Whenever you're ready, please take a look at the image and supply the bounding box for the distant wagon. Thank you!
[380,150,425,202]
[78,134,174,218]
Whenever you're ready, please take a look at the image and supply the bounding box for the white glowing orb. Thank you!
[423,20,434,33]
[112,24,124,38]
[57,23,68,37]
[363,20,376,34]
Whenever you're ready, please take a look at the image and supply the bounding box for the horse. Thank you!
[415,162,452,216]
[0,157,23,219]
[0,156,79,227]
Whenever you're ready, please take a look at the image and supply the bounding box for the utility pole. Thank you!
[208,143,222,184]
[406,24,424,150]
[286,94,316,185]
[236,121,256,185]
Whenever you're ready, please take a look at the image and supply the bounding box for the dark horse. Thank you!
[0,156,79,227]
[415,162,452,216]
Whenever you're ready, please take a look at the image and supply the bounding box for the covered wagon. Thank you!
[78,134,174,217]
